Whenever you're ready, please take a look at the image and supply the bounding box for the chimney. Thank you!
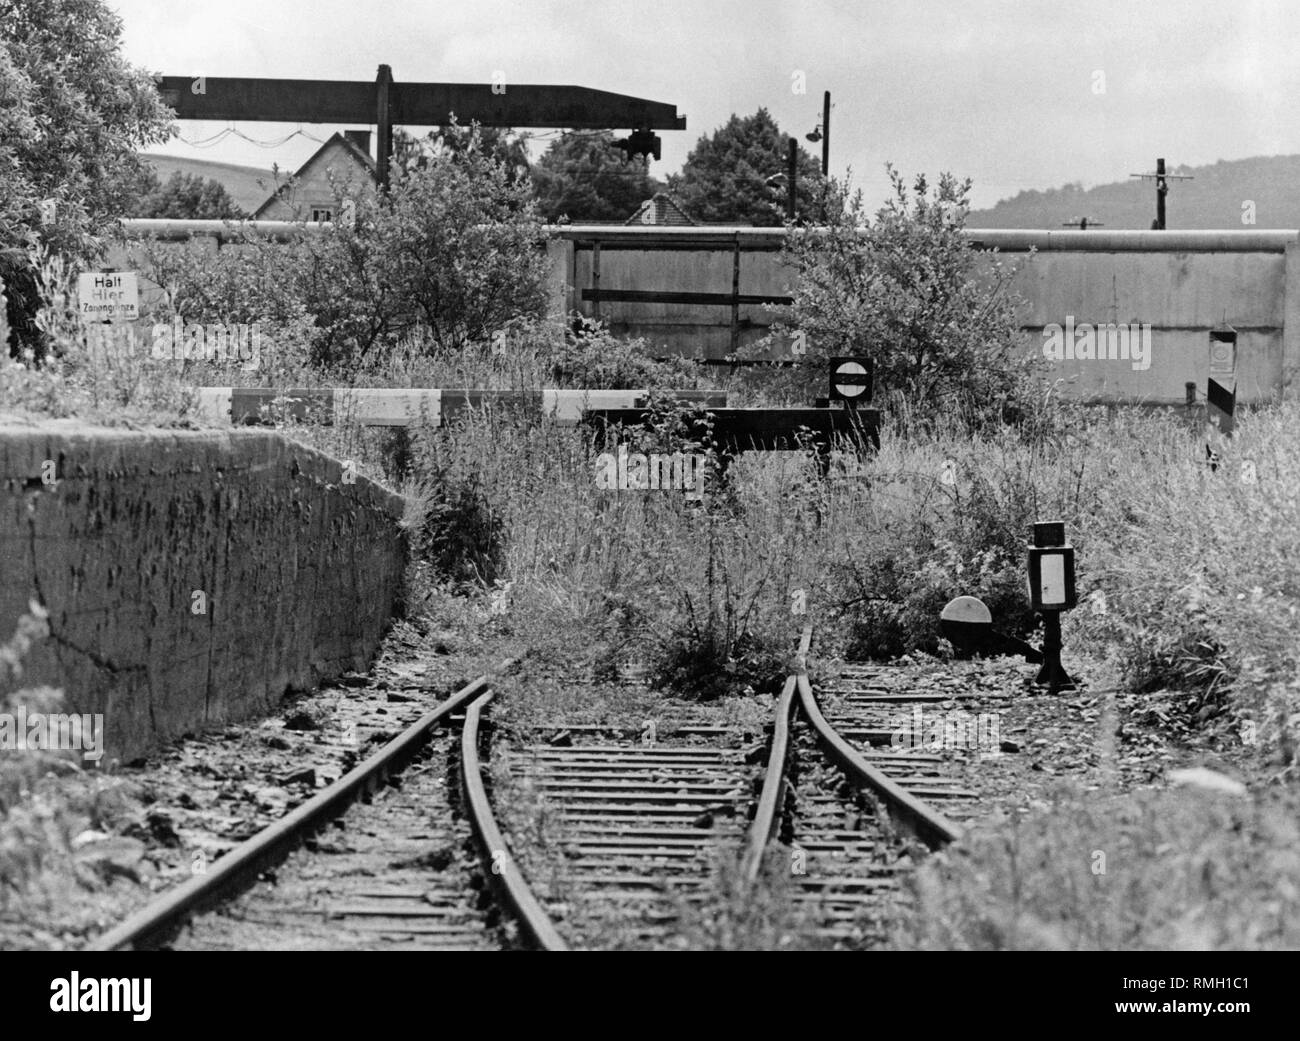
[343,130,372,157]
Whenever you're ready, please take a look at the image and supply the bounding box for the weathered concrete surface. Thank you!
[0,420,407,763]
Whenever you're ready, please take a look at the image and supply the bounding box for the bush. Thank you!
[649,518,790,700]
[129,130,552,376]
[830,423,1048,660]
[1,0,173,360]
[547,315,705,390]
[1,244,198,423]
[757,166,1043,435]
[304,133,550,369]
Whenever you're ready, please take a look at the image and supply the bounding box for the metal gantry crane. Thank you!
[153,66,687,188]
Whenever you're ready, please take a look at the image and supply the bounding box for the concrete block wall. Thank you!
[0,421,407,763]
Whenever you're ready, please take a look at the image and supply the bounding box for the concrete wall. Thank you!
[971,230,1292,404]
[112,221,1300,403]
[0,421,407,763]
[567,235,791,357]
[552,226,1300,403]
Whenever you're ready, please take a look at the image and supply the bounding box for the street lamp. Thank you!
[807,91,830,220]
[806,91,830,177]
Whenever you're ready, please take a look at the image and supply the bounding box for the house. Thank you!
[253,131,377,221]
[624,192,697,226]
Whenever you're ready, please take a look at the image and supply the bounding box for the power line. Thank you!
[174,126,325,149]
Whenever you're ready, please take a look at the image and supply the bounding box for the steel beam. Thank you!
[154,76,687,130]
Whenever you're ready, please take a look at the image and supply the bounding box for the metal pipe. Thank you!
[112,220,1300,254]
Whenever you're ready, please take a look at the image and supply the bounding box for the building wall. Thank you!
[255,138,375,221]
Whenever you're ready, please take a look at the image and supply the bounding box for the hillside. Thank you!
[968,154,1300,230]
[139,154,279,215]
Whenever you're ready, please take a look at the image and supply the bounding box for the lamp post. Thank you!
[806,91,830,221]
[786,137,798,221]
[1027,521,1077,692]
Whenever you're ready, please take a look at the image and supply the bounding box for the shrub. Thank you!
[129,130,552,376]
[649,518,790,700]
[1,244,198,422]
[757,166,1042,434]
[303,132,550,370]
[547,315,705,390]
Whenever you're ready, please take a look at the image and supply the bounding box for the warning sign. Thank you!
[829,357,872,404]
[78,272,138,321]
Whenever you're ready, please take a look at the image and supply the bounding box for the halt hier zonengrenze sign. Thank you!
[78,272,138,321]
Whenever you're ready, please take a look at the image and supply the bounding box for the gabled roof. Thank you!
[625,192,697,226]
[253,132,377,218]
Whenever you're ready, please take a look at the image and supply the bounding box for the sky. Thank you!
[107,0,1300,210]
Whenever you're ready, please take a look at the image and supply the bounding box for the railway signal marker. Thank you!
[1027,522,1076,692]
[1207,325,1237,436]
[829,357,872,405]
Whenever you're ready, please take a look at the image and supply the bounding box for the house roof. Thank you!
[253,132,377,218]
[625,192,697,226]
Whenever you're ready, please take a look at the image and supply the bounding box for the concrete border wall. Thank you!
[113,221,1300,402]
[549,226,1299,403]
[0,421,408,763]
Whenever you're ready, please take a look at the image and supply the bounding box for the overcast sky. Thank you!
[108,0,1300,210]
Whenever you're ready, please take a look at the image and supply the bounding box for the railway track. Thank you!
[499,714,763,948]
[90,631,978,951]
[89,667,564,952]
[734,631,966,948]
[496,630,972,949]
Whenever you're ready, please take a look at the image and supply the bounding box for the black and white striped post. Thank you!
[1207,325,1237,435]
[1027,522,1077,692]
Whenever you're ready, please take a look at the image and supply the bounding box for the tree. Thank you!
[763,167,1040,433]
[531,131,663,223]
[394,123,532,186]
[301,130,551,367]
[667,109,824,226]
[128,170,248,220]
[0,0,173,358]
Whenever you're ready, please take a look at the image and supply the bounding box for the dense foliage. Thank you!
[762,167,1041,433]
[667,109,824,226]
[531,131,664,223]
[126,169,248,220]
[0,0,173,358]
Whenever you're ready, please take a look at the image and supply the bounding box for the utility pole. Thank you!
[821,91,830,176]
[787,137,798,221]
[805,91,831,222]
[376,64,393,190]
[1129,157,1193,230]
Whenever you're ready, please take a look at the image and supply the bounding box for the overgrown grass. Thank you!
[900,782,1300,950]
[0,602,137,922]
